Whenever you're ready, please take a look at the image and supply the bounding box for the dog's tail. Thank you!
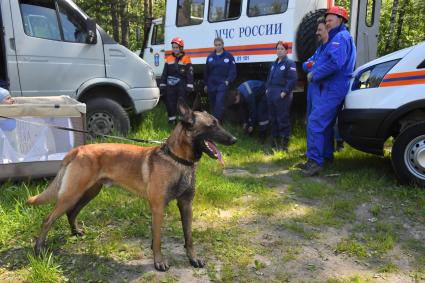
[27,148,79,206]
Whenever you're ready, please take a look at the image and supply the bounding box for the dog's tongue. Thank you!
[206,140,224,167]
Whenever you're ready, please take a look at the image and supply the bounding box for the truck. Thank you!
[141,0,382,99]
[0,0,160,135]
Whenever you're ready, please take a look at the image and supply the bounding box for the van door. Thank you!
[350,0,382,66]
[10,0,104,97]
[1,0,21,94]
[143,21,165,78]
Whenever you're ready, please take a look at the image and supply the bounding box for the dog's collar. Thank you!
[162,144,195,167]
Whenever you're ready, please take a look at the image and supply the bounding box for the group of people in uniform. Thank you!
[159,5,356,176]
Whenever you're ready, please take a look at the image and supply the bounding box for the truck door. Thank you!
[143,21,165,78]
[10,0,104,97]
[350,0,382,66]
[1,0,21,94]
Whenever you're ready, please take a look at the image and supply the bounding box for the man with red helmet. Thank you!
[159,37,194,125]
[300,6,356,176]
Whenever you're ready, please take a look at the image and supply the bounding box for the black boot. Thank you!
[336,140,344,152]
[301,159,323,176]
[271,137,279,150]
[281,137,289,152]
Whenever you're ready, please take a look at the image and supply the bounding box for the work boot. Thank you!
[301,159,323,176]
[281,137,289,152]
[336,140,344,152]
[271,137,279,150]
[258,132,267,145]
[295,160,309,170]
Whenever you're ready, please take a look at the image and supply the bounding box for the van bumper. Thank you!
[129,87,160,114]
[338,108,393,156]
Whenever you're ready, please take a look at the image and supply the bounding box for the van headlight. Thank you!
[352,59,399,90]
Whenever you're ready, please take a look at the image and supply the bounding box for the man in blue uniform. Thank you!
[266,41,298,151]
[231,80,269,142]
[301,6,356,176]
[204,38,237,122]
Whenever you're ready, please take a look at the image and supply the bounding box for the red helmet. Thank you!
[171,37,184,48]
[326,6,349,23]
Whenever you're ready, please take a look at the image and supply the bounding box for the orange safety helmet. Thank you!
[326,6,349,23]
[171,37,184,48]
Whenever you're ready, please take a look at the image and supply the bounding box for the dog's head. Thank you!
[176,99,237,162]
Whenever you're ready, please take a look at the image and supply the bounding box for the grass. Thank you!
[1,103,425,282]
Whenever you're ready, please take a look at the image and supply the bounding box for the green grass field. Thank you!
[1,104,425,282]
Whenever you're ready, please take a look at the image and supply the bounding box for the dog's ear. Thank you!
[177,98,195,126]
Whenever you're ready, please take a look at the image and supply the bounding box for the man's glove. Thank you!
[186,84,194,93]
[307,72,313,83]
[306,61,315,70]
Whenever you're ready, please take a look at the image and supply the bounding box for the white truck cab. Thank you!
[339,41,425,185]
[0,0,160,134]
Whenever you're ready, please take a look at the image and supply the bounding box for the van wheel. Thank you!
[296,9,327,63]
[86,98,130,136]
[391,122,425,186]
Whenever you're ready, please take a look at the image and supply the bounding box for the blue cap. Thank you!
[0,87,11,102]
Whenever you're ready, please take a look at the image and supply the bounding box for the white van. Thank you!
[0,0,159,134]
[339,41,425,185]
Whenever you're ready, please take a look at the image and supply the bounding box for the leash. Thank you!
[0,115,165,145]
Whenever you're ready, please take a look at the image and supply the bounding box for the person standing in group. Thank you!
[204,37,237,122]
[159,37,194,125]
[300,6,356,176]
[265,41,298,151]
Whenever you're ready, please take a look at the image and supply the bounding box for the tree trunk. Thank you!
[110,0,120,42]
[385,0,399,52]
[120,0,129,47]
[396,0,410,47]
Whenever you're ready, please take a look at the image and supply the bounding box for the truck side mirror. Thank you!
[85,18,97,44]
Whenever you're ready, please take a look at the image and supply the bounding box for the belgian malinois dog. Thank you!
[27,99,237,271]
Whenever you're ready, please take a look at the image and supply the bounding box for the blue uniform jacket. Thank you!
[204,50,237,92]
[238,80,266,126]
[310,25,356,95]
[266,56,297,95]
[302,43,327,73]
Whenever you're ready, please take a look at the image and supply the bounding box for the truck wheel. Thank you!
[391,122,425,186]
[86,98,130,136]
[296,9,327,63]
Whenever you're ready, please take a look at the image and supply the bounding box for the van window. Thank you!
[176,0,205,27]
[248,0,288,17]
[19,0,61,41]
[418,59,425,69]
[57,0,88,43]
[151,24,165,45]
[209,0,242,22]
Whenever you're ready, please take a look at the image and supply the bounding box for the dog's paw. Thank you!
[71,229,84,237]
[154,261,170,272]
[189,258,206,268]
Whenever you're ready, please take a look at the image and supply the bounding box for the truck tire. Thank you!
[391,122,425,186]
[86,98,130,136]
[296,9,327,63]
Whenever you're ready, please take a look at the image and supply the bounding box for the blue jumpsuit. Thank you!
[306,24,356,166]
[237,80,269,134]
[204,50,237,121]
[265,57,298,138]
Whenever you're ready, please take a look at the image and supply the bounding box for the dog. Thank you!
[27,99,237,271]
